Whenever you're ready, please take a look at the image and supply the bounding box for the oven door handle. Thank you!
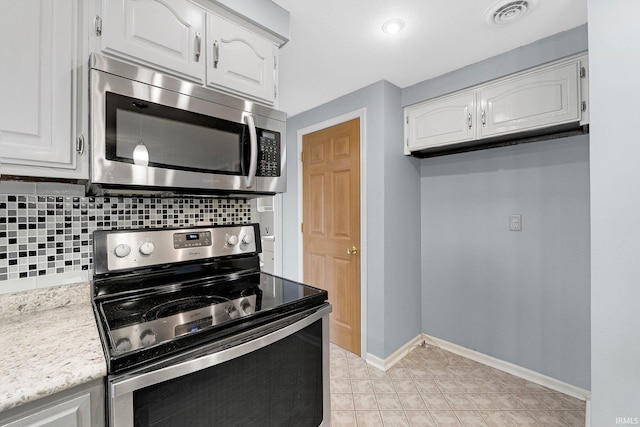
[245,114,258,188]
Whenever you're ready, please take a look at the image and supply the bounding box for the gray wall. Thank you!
[588,0,640,423]
[405,24,591,390]
[420,136,590,389]
[282,81,422,359]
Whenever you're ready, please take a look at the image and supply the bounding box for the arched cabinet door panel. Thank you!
[206,13,277,105]
[0,0,87,179]
[478,61,580,139]
[405,91,476,152]
[102,0,205,82]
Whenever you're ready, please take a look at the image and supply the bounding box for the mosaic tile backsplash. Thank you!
[0,195,251,282]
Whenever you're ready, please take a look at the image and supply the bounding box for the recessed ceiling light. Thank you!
[382,19,405,34]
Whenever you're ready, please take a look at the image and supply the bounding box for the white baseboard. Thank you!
[366,334,423,372]
[423,334,591,401]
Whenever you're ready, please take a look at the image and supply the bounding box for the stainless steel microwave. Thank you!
[88,54,286,197]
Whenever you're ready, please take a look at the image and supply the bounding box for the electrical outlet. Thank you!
[509,214,522,231]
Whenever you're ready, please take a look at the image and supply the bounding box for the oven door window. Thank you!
[105,92,247,175]
[132,320,323,427]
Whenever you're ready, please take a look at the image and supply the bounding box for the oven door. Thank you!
[108,304,331,427]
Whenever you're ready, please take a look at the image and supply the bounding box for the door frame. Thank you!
[296,108,368,357]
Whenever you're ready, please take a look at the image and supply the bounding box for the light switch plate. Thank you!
[509,214,522,231]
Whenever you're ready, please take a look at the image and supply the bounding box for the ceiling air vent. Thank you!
[484,0,538,25]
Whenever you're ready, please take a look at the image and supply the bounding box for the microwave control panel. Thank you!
[257,132,281,177]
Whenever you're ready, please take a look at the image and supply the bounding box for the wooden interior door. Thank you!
[303,118,361,355]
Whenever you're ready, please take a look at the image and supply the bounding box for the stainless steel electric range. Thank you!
[92,223,331,427]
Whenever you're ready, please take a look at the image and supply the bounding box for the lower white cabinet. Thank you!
[404,53,588,155]
[0,0,87,179]
[0,380,104,427]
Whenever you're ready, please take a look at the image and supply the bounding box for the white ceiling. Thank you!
[271,0,588,117]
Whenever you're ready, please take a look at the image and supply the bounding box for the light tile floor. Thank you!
[330,343,586,426]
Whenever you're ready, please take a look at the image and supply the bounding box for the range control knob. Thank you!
[114,244,131,258]
[227,304,240,319]
[139,242,155,256]
[241,234,254,245]
[140,329,157,347]
[115,337,132,353]
[226,235,239,246]
[240,298,254,315]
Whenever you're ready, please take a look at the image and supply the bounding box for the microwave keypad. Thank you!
[257,136,280,177]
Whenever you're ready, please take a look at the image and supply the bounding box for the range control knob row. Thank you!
[226,233,254,246]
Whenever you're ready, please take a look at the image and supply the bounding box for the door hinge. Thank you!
[300,151,304,162]
[94,16,102,36]
[580,66,586,78]
[301,223,304,233]
[581,100,587,112]
[274,55,277,69]
[274,84,277,99]
[406,116,409,125]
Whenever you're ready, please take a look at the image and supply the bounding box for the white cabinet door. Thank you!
[478,61,581,138]
[405,91,476,152]
[101,0,205,82]
[206,13,277,105]
[3,394,91,427]
[0,0,84,178]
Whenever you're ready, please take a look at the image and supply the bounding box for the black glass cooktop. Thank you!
[94,270,328,373]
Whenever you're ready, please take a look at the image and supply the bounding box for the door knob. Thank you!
[346,246,358,255]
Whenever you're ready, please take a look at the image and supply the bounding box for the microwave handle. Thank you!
[245,115,258,188]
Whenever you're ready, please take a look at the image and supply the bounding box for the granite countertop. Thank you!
[0,283,107,412]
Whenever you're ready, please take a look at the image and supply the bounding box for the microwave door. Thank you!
[89,54,286,196]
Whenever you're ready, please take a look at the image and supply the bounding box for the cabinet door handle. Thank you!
[481,110,486,126]
[194,32,201,62]
[468,113,472,129]
[76,135,85,155]
[213,41,219,68]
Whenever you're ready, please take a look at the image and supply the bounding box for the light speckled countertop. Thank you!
[0,283,107,412]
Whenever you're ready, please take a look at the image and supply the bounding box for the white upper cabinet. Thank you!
[95,0,282,105]
[101,0,206,82]
[206,13,277,105]
[477,61,580,139]
[405,91,475,154]
[0,0,87,179]
[404,54,588,155]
